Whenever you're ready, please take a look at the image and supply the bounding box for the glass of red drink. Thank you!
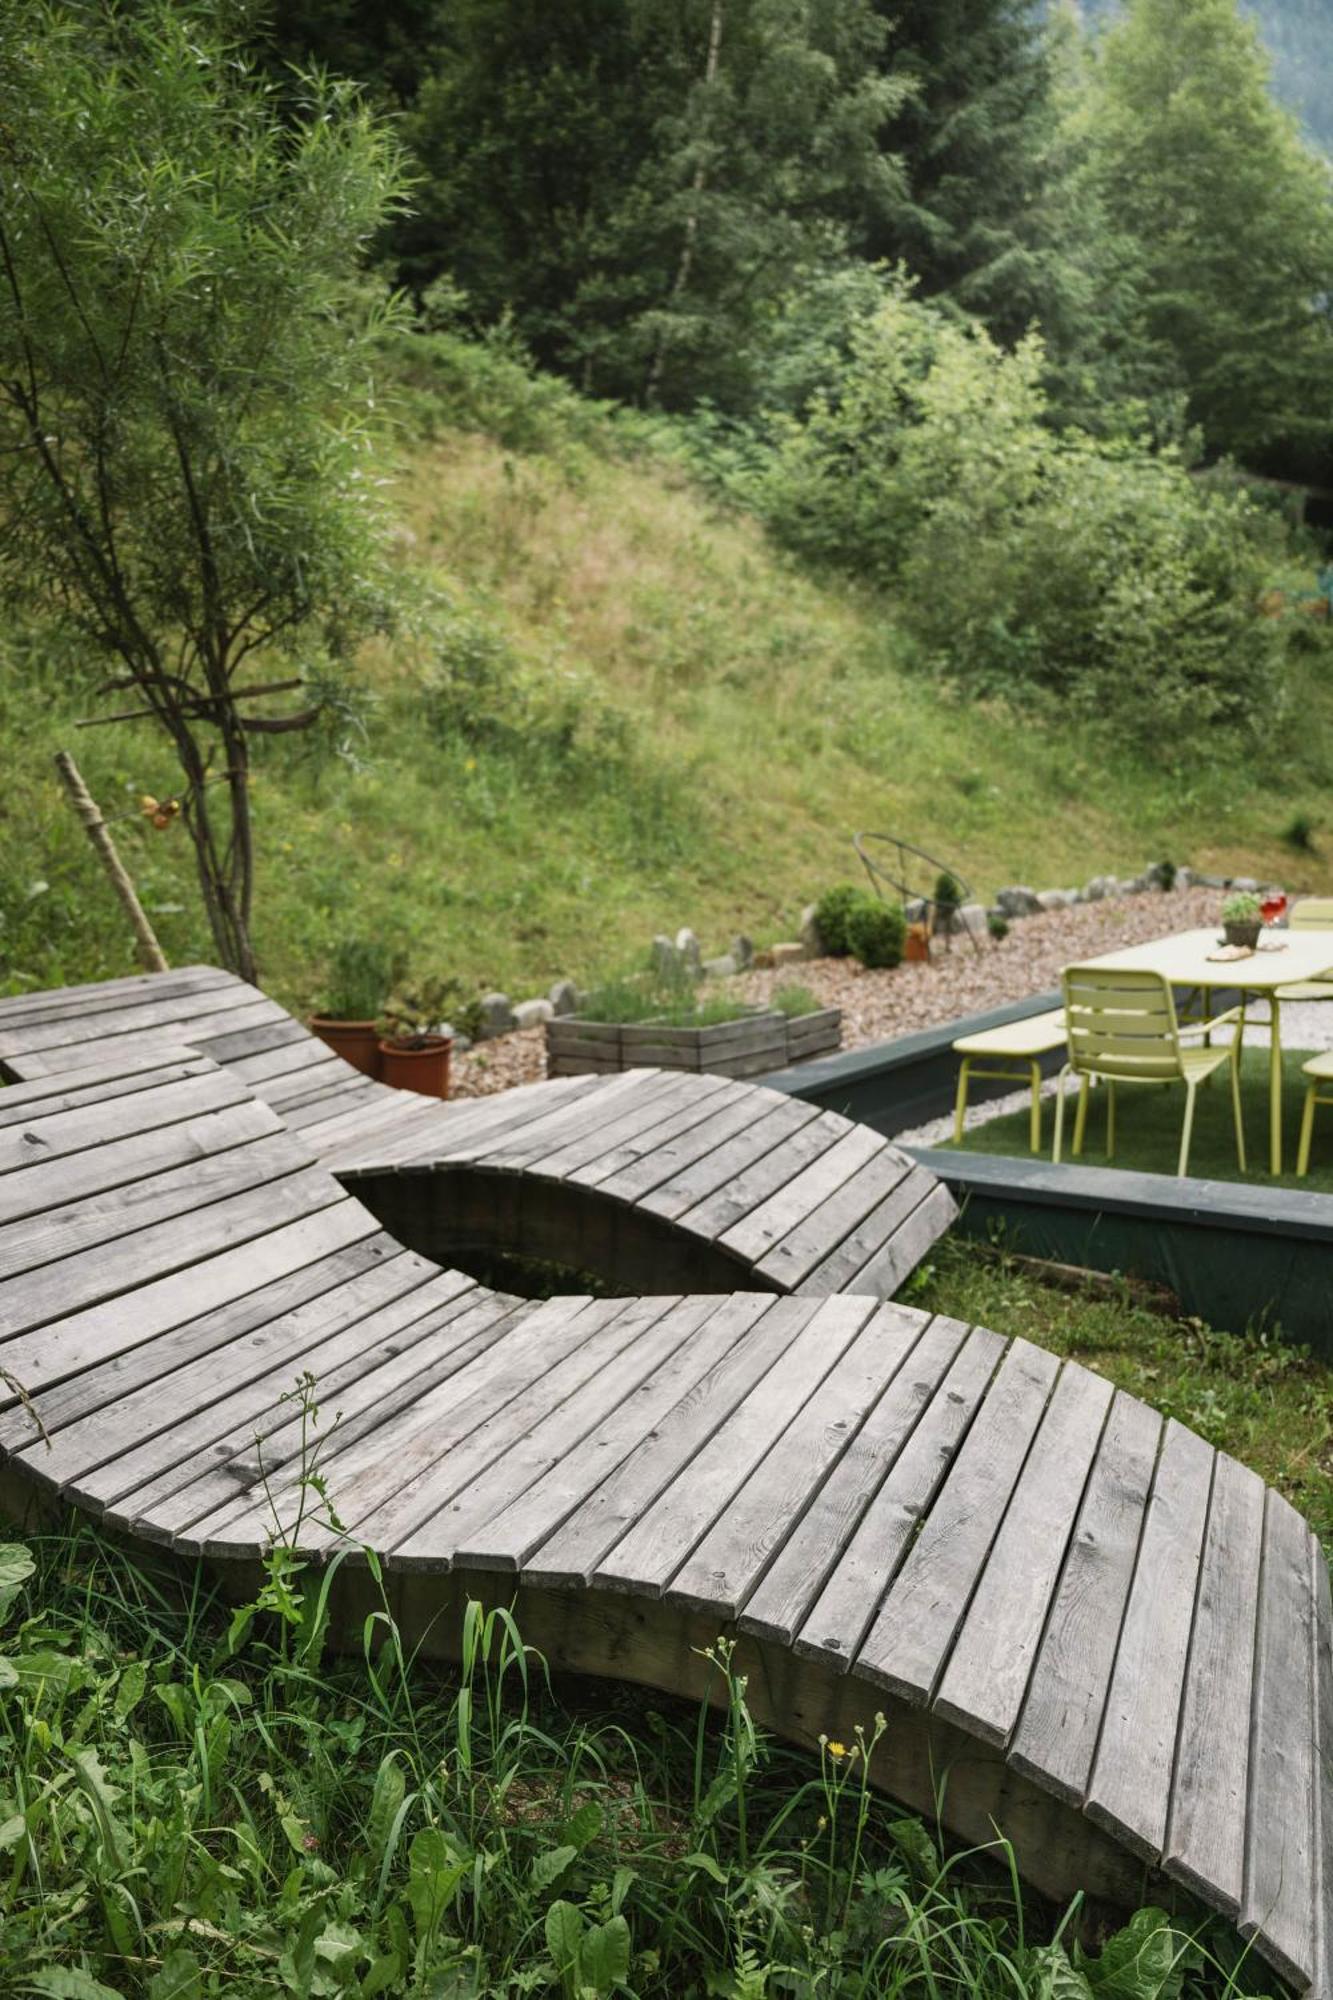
[1260,890,1287,927]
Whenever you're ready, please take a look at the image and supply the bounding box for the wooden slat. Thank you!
[798,1169,950,1296]
[194,1292,606,1556]
[0,1198,377,1412]
[524,1294,790,1589]
[0,1117,295,1279]
[0,1232,401,1452]
[522,1076,729,1182]
[856,1338,1060,1703]
[0,964,231,1028]
[1009,1391,1163,1803]
[655,1106,842,1236]
[0,1096,275,1230]
[17,1248,439,1495]
[571,1078,747,1189]
[1312,1542,1332,1998]
[717,1124,884,1262]
[794,1324,1005,1668]
[0,1049,208,1123]
[139,1281,527,1546]
[453,1071,670,1170]
[598,1090,813,1207]
[1163,1452,1265,1915]
[1239,1490,1319,1988]
[592,1296,873,1598]
[0,1068,243,1171]
[666,1300,923,1620]
[452,1295,761,1573]
[0,976,262,1058]
[392,1294,715,1568]
[739,1310,960,1646]
[1084,1420,1214,1863]
[934,1361,1114,1745]
[749,1144,910,1290]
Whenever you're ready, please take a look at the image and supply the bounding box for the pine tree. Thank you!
[1080,0,1333,469]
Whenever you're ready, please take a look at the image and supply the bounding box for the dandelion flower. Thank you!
[827,1740,847,1758]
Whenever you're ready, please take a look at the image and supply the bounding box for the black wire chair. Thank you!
[853,832,983,956]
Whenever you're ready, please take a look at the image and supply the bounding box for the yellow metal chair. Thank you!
[951,1008,1067,1153]
[1296,1051,1333,1175]
[1053,966,1245,1179]
[1275,897,1333,1008]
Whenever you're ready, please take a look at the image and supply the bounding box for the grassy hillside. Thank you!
[3,350,1332,1016]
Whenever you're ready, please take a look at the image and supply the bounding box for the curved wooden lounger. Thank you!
[0,967,956,1299]
[0,1038,1327,1991]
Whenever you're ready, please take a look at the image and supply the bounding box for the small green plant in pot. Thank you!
[379,976,476,1098]
[1221,891,1262,950]
[311,939,403,1077]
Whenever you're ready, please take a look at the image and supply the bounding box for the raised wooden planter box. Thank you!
[546,1007,842,1080]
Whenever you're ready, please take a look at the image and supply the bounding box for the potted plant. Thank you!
[310,939,401,1077]
[379,976,474,1098]
[1222,891,1262,950]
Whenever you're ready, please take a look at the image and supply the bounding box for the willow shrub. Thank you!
[760,293,1284,751]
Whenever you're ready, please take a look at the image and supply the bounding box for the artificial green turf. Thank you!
[947,1042,1333,1191]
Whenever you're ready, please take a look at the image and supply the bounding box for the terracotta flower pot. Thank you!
[379,1034,452,1098]
[309,1017,382,1077]
[904,923,931,965]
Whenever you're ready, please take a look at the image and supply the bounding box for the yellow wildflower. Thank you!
[827,1741,847,1759]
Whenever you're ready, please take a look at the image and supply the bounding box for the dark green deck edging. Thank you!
[760,993,1333,1356]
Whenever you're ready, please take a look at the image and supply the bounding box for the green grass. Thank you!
[945,1044,1333,1192]
[5,340,1333,1018]
[905,1236,1333,1552]
[0,1514,1288,1999]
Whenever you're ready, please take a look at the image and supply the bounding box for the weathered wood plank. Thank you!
[751,1145,910,1291]
[0,1068,246,1173]
[0,1161,341,1344]
[573,1078,749,1190]
[0,1096,276,1231]
[1312,1539,1332,1999]
[525,1294,791,1589]
[1084,1420,1214,1864]
[17,1248,439,1495]
[0,1119,296,1279]
[0,964,231,1029]
[1009,1391,1163,1804]
[794,1324,1005,1669]
[1163,1452,1265,1916]
[524,1077,731,1183]
[392,1294,711,1568]
[456,1071,671,1169]
[817,1180,956,1299]
[739,1310,959,1647]
[796,1168,946,1296]
[452,1295,760,1573]
[0,976,262,1058]
[653,1105,841,1234]
[196,1293,608,1556]
[592,1296,872,1599]
[1239,1489,1319,1989]
[718,1125,885,1263]
[146,1282,530,1547]
[933,1363,1113,1745]
[0,1049,208,1122]
[0,1198,377,1413]
[666,1300,921,1620]
[0,1231,401,1451]
[605,1090,815,1207]
[856,1339,1060,1704]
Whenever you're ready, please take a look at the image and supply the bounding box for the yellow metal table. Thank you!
[1076,926,1333,1175]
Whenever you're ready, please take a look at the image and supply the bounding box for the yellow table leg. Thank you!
[1269,994,1282,1175]
[1028,1061,1041,1154]
[953,1058,970,1145]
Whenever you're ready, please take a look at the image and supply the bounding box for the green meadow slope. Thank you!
[4,370,1332,1016]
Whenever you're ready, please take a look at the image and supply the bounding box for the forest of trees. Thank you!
[258,0,1333,486]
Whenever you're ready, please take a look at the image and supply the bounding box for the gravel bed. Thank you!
[451,886,1314,1101]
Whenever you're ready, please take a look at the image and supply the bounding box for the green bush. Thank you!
[760,290,1284,752]
[846,897,906,969]
[812,882,868,956]
[317,938,403,1020]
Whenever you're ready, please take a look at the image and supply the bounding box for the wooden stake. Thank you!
[54,749,169,973]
